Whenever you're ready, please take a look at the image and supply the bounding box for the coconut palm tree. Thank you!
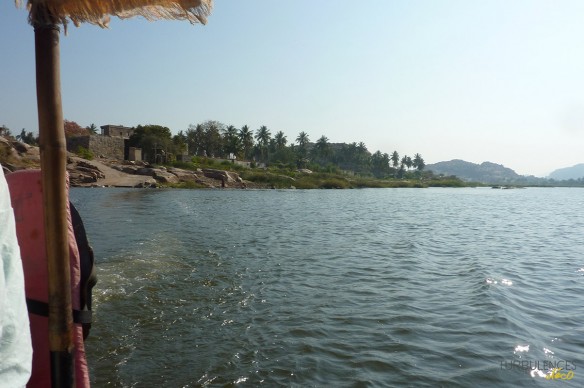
[295,131,310,159]
[223,125,240,157]
[274,131,287,149]
[371,150,390,177]
[86,123,98,134]
[296,131,309,148]
[314,135,329,151]
[313,135,331,165]
[238,125,254,160]
[391,151,400,169]
[255,125,271,163]
[401,155,413,170]
[355,142,371,173]
[406,156,413,170]
[413,153,425,171]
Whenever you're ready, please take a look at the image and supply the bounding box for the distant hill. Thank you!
[426,160,522,184]
[548,164,584,180]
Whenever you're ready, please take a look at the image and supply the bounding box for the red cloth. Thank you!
[6,170,89,388]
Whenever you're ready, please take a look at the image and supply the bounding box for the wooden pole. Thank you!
[34,20,75,388]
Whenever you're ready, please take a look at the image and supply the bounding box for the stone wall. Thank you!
[66,136,90,154]
[67,135,125,160]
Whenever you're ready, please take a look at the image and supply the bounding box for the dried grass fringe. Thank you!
[16,0,212,29]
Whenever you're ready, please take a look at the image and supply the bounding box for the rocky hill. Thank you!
[426,159,522,184]
[548,164,584,180]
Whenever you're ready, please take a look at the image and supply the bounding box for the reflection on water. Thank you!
[70,187,584,387]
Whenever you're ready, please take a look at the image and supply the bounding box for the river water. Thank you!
[70,187,584,387]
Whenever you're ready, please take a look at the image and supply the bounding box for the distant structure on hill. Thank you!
[66,124,140,161]
[100,124,134,139]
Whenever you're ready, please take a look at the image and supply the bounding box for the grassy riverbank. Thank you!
[167,159,468,189]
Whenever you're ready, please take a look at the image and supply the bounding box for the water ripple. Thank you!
[70,187,584,387]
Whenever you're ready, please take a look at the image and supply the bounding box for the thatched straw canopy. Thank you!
[17,0,213,28]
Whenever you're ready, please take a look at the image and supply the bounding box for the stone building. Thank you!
[100,125,134,139]
[67,135,125,160]
[66,124,142,161]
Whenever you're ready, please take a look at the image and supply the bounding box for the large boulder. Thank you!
[69,172,98,185]
[167,167,198,182]
[134,178,158,188]
[76,161,105,178]
[66,160,105,183]
[122,166,139,174]
[153,170,180,184]
[10,141,29,154]
[75,167,104,180]
[202,168,241,183]
[0,137,41,168]
[136,167,156,177]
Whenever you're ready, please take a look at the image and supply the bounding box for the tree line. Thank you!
[2,120,426,178]
[128,120,425,178]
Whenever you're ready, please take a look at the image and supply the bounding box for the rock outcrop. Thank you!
[1,135,256,189]
[0,137,41,172]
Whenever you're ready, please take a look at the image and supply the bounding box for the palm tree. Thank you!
[413,153,425,171]
[371,150,390,177]
[390,151,400,169]
[292,131,309,167]
[86,123,98,134]
[223,125,240,157]
[295,131,309,157]
[238,125,254,160]
[255,125,271,163]
[315,135,329,151]
[313,135,331,164]
[355,142,370,172]
[296,131,310,148]
[401,155,413,170]
[274,131,287,149]
[406,156,413,170]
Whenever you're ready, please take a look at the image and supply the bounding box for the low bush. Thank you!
[76,146,94,160]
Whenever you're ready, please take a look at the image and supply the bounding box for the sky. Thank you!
[2,0,584,177]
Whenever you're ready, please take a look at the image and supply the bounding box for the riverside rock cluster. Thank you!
[0,137,252,189]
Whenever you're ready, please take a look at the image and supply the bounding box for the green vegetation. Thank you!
[238,168,467,189]
[16,128,38,145]
[3,119,582,189]
[128,120,428,179]
[165,156,466,189]
[117,119,471,189]
[75,146,94,160]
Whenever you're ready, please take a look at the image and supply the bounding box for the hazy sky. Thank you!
[2,0,584,177]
